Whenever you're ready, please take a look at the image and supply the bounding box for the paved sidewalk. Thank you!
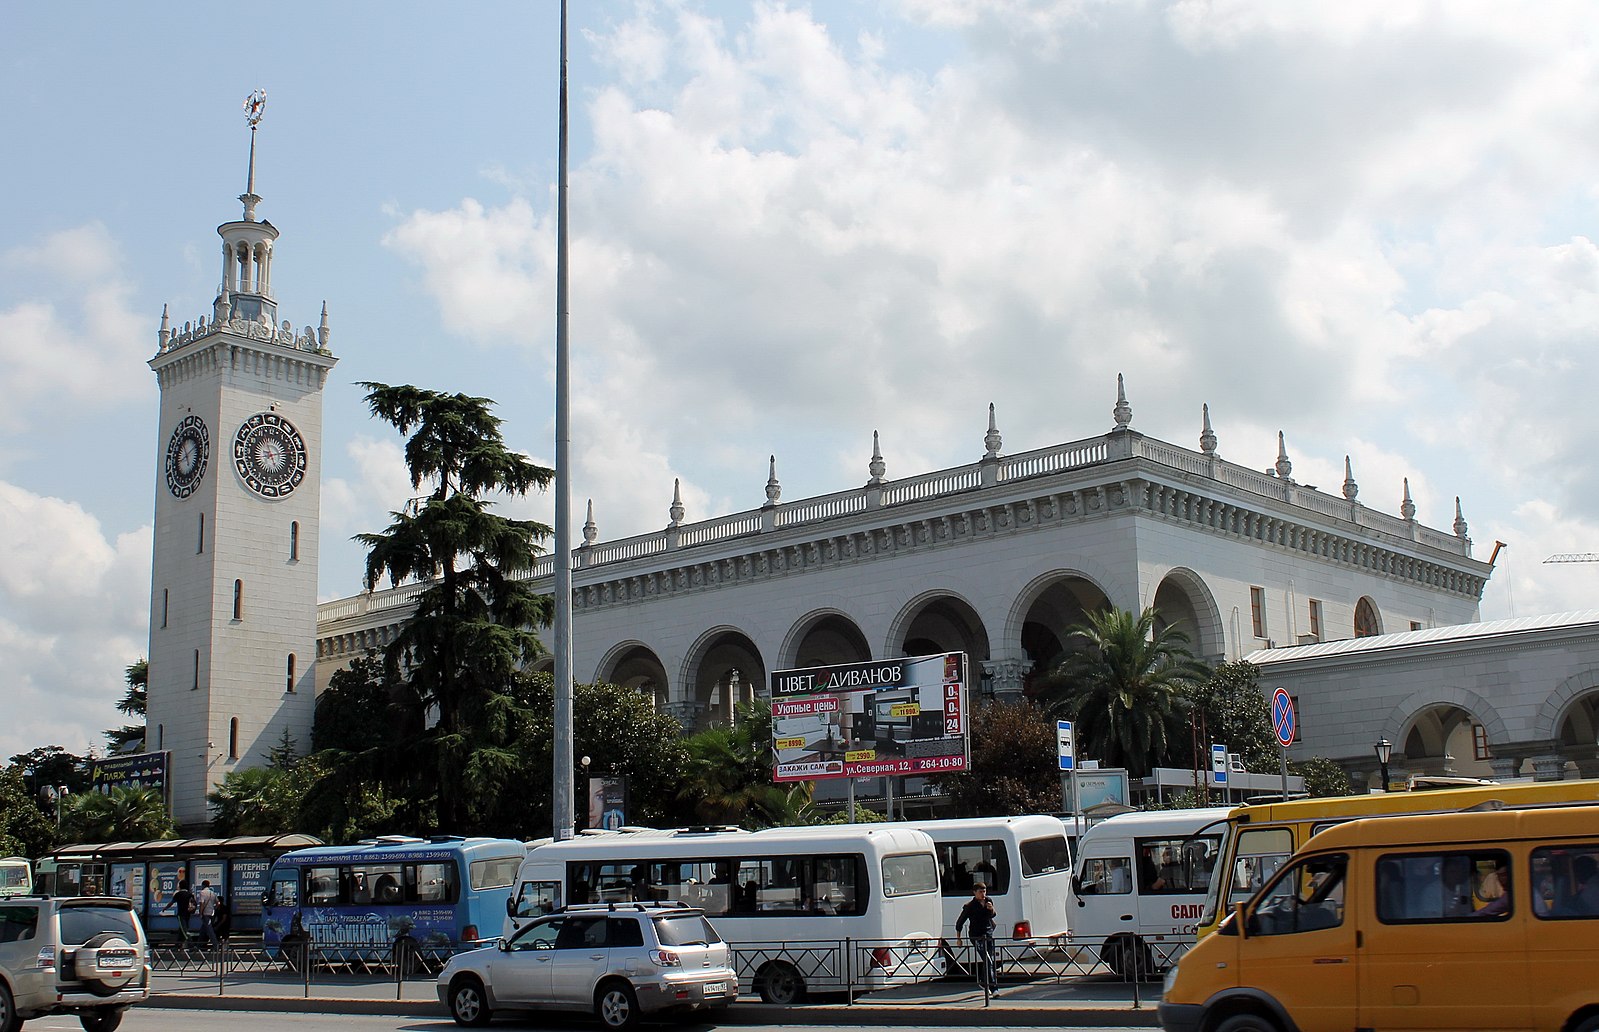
[145,970,1165,1026]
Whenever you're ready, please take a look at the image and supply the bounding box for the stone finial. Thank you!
[1454,496,1469,538]
[669,478,685,526]
[1401,478,1416,521]
[1342,455,1358,501]
[158,304,171,349]
[868,430,886,484]
[1274,431,1293,481]
[983,403,1003,459]
[763,455,781,508]
[582,499,597,546]
[318,301,331,348]
[1112,374,1133,430]
[1199,403,1217,456]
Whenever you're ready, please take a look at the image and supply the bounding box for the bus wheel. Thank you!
[448,975,492,1027]
[595,979,640,1031]
[79,1008,125,1032]
[1104,936,1153,979]
[1215,1013,1281,1032]
[755,961,806,1005]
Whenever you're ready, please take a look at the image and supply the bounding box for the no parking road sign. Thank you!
[1272,687,1296,748]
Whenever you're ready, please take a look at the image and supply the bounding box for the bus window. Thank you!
[1134,835,1220,894]
[307,867,340,905]
[412,862,458,903]
[1231,827,1293,900]
[1019,835,1070,877]
[935,840,1010,895]
[1078,857,1132,894]
[270,875,299,908]
[470,856,520,891]
[883,852,939,897]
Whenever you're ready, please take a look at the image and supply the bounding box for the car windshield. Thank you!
[654,914,721,946]
[59,905,139,946]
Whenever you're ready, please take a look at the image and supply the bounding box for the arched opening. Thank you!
[785,613,872,669]
[1151,569,1224,662]
[683,630,765,731]
[1355,596,1382,638]
[599,644,671,715]
[1399,704,1491,779]
[1556,688,1599,778]
[1017,575,1113,695]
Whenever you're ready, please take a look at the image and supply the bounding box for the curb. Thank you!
[143,994,1164,1026]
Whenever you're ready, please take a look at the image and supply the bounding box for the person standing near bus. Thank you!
[170,880,195,942]
[195,880,220,947]
[955,881,999,994]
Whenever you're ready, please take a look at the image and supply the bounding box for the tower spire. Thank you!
[241,89,267,222]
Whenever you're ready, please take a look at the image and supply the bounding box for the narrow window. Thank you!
[1473,724,1490,761]
[161,588,169,628]
[229,717,239,760]
[290,521,300,561]
[286,654,297,693]
[157,724,164,750]
[1250,586,1267,638]
[233,579,243,620]
[192,649,200,690]
[1355,597,1381,638]
[1308,600,1323,641]
[197,513,205,554]
[1410,620,1422,632]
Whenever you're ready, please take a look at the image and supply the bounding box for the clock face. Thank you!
[164,415,210,498]
[233,412,308,498]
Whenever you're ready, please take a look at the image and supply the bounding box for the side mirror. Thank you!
[1231,901,1249,939]
[506,897,517,918]
[1071,875,1082,894]
[497,939,511,952]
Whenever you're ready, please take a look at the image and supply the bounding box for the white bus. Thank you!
[0,856,31,898]
[1068,807,1228,975]
[898,815,1073,947]
[506,824,943,1003]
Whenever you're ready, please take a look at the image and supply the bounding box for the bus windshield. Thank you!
[0,858,31,897]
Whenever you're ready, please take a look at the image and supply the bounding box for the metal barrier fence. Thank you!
[149,933,1192,1003]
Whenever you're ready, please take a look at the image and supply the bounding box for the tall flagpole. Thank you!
[552,0,575,841]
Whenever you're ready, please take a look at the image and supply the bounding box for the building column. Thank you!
[980,655,1034,700]
[1531,754,1569,782]
[1488,755,1524,781]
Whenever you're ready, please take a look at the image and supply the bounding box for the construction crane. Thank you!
[1544,553,1599,564]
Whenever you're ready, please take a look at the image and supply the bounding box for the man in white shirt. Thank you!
[195,880,220,947]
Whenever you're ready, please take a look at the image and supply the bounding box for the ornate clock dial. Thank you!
[233,412,308,497]
[164,415,210,498]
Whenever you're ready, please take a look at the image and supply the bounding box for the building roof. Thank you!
[1243,609,1599,667]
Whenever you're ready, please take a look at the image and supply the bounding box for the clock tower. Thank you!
[146,97,337,828]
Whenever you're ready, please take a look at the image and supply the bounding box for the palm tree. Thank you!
[61,787,174,842]
[1036,607,1209,777]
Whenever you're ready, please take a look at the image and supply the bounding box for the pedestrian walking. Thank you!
[195,880,220,947]
[955,881,1000,994]
[170,880,196,943]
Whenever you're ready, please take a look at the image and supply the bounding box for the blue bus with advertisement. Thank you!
[260,836,523,956]
[35,834,322,940]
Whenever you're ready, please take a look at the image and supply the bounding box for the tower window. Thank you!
[157,724,164,750]
[1250,586,1267,638]
[290,521,300,561]
[286,653,296,693]
[198,513,205,554]
[233,579,243,621]
[162,588,169,628]
[1308,599,1323,641]
[229,717,239,761]
[192,649,200,690]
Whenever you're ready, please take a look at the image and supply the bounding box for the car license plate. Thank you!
[703,982,725,995]
[102,951,135,968]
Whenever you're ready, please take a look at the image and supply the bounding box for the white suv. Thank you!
[0,896,151,1032]
[438,902,737,1029]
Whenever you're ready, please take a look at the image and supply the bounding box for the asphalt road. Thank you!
[26,1014,1141,1032]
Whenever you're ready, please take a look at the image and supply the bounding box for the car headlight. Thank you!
[1162,963,1179,995]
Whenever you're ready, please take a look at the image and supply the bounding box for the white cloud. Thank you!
[0,481,150,761]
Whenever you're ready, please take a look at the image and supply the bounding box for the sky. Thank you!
[3,1,1598,765]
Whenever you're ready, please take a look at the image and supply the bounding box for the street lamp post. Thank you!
[577,756,591,832]
[1375,738,1392,794]
[40,785,68,823]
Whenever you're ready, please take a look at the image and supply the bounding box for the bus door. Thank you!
[262,867,302,945]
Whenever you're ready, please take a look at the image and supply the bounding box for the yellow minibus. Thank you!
[1195,779,1599,938]
[1161,803,1599,1032]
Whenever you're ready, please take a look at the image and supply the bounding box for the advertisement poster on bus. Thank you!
[769,653,969,783]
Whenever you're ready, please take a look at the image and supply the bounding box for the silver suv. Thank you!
[0,896,150,1032]
[438,902,737,1029]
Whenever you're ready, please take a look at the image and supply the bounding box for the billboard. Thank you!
[90,751,169,798]
[587,777,628,831]
[770,653,969,783]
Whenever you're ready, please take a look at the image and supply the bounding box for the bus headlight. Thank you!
[1163,963,1179,995]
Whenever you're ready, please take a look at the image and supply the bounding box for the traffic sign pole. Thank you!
[1272,688,1297,801]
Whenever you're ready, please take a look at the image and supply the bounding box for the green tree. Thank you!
[1176,661,1278,776]
[1291,756,1353,798]
[9,747,92,799]
[1037,607,1209,778]
[355,383,554,832]
[931,698,1062,816]
[0,766,56,856]
[59,786,173,842]
[104,659,148,754]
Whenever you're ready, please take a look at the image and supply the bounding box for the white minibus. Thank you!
[506,824,944,1003]
[898,815,1073,946]
[1069,807,1228,975]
